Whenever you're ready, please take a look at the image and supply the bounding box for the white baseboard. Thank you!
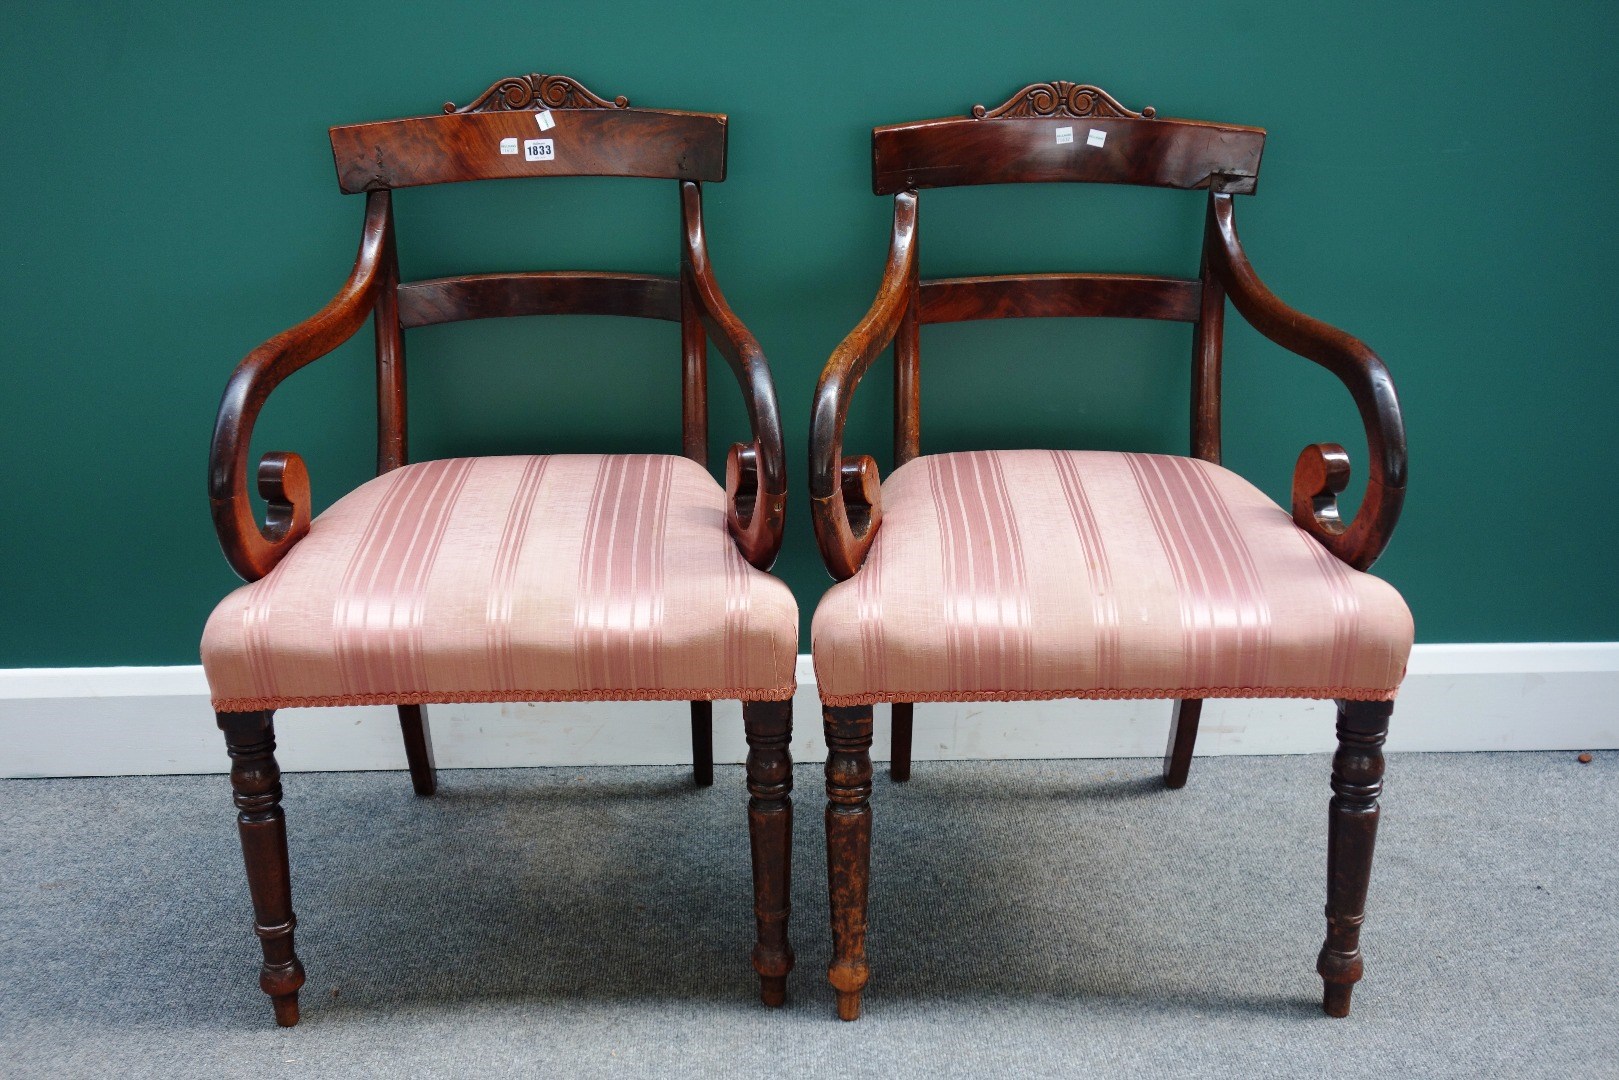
[1,644,1614,779]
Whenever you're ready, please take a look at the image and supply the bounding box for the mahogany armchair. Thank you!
[201,74,795,1025]
[809,83,1411,1020]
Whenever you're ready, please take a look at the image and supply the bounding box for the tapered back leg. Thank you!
[690,701,715,787]
[1163,699,1203,789]
[890,702,914,782]
[396,705,436,796]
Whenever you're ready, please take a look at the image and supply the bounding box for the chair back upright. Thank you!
[870,81,1267,467]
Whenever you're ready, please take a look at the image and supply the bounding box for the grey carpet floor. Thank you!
[1,752,1615,1079]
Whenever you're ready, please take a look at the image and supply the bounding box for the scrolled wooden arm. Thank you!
[1207,192,1407,570]
[208,190,392,581]
[810,192,919,580]
[680,181,786,569]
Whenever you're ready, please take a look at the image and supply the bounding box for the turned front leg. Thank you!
[743,700,794,1005]
[1319,698,1392,1017]
[823,704,874,1020]
[217,710,305,1026]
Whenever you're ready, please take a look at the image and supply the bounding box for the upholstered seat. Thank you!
[812,449,1412,706]
[203,454,798,712]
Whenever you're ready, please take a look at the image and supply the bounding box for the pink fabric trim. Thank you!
[855,498,888,691]
[1128,453,1271,689]
[213,683,798,712]
[334,458,474,697]
[575,455,674,689]
[1050,450,1118,685]
[1302,523,1363,689]
[242,541,289,700]
[930,451,1033,695]
[817,684,1400,707]
[487,455,550,691]
[722,509,751,688]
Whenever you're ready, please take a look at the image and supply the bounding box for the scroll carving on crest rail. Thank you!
[443,73,629,114]
[972,82,1155,120]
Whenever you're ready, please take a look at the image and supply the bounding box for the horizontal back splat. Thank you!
[329,71,727,192]
[872,81,1263,195]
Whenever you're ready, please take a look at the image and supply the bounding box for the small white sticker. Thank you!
[535,109,556,131]
[499,137,519,155]
[1055,126,1074,145]
[1087,128,1107,147]
[524,138,555,161]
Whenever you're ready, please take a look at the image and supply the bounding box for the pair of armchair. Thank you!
[200,74,1411,1025]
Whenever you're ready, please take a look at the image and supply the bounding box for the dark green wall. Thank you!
[4,1,1617,666]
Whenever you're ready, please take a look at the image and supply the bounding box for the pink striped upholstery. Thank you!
[202,455,797,711]
[811,450,1412,705]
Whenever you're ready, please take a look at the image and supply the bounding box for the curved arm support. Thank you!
[681,181,786,569]
[208,190,392,581]
[809,192,919,580]
[1207,193,1406,570]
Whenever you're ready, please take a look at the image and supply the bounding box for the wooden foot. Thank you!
[824,704,873,1021]
[397,704,436,796]
[217,710,306,1027]
[691,701,714,787]
[890,702,913,782]
[743,699,794,1004]
[1163,698,1202,789]
[272,993,300,1027]
[1318,698,1392,1018]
